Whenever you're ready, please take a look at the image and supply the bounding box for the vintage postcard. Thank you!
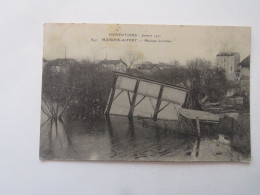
[40,23,251,162]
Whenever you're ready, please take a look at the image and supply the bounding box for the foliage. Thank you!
[150,58,232,110]
[41,62,79,120]
[41,57,234,120]
[151,64,189,87]
[123,52,143,69]
[232,113,251,156]
[41,60,114,120]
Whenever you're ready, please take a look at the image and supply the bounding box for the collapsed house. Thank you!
[105,72,222,136]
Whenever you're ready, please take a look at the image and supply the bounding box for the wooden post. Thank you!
[153,85,164,121]
[105,75,118,116]
[196,117,201,137]
[195,136,201,157]
[128,79,140,119]
[183,92,190,109]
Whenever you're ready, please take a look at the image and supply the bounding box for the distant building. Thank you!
[98,59,127,72]
[216,52,240,80]
[157,62,175,70]
[43,58,78,74]
[135,61,160,75]
[238,55,250,95]
[134,62,177,75]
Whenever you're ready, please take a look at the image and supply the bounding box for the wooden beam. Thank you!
[113,90,123,102]
[183,91,190,108]
[135,96,146,108]
[149,97,155,110]
[105,75,118,116]
[113,71,189,92]
[127,91,132,105]
[158,102,171,113]
[153,85,164,121]
[128,79,140,119]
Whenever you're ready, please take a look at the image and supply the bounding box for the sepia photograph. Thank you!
[40,23,251,162]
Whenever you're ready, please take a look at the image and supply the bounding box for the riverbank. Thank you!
[231,113,250,157]
[134,113,250,158]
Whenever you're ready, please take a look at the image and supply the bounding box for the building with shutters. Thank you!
[216,52,240,80]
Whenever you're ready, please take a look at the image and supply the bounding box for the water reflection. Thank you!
[127,118,135,140]
[195,137,201,157]
[40,114,245,161]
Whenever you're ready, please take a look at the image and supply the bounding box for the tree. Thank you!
[186,58,231,109]
[41,60,81,120]
[150,61,189,87]
[124,52,143,69]
[41,59,114,120]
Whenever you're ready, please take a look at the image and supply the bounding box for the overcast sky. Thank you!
[43,23,251,65]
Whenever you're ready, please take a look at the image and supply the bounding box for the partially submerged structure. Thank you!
[105,72,221,136]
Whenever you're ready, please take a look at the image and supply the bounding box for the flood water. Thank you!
[40,113,246,162]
